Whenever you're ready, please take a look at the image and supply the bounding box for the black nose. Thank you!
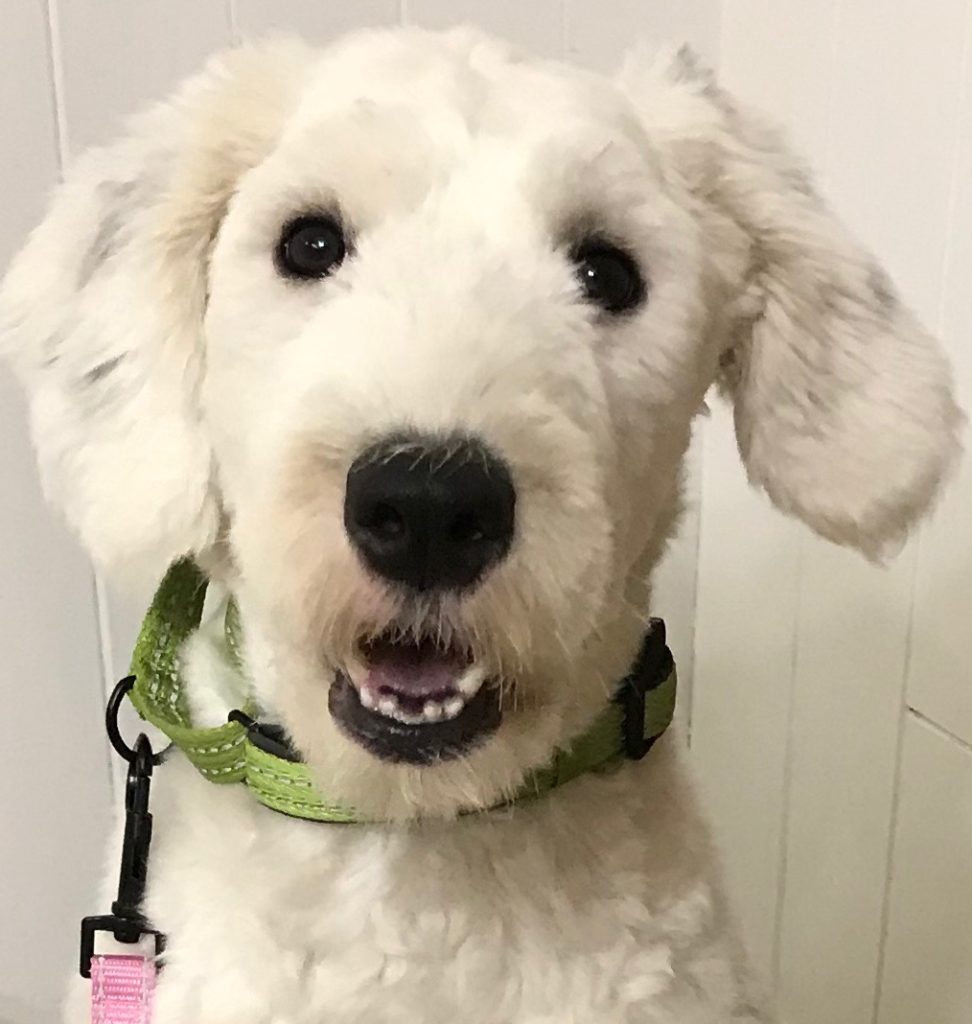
[344,436,516,592]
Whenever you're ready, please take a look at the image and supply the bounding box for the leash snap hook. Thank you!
[80,678,166,978]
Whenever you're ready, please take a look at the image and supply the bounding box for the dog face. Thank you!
[205,37,711,810]
[1,29,961,818]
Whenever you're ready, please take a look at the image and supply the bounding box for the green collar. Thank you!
[128,560,677,823]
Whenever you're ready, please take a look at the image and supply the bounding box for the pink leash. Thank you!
[90,955,156,1024]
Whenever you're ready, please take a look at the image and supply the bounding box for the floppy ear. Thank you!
[624,48,964,558]
[0,41,311,580]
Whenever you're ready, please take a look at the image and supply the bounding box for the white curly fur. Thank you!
[0,26,962,1024]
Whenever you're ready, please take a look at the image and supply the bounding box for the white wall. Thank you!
[0,6,112,1024]
[0,3,969,1024]
[692,5,972,1023]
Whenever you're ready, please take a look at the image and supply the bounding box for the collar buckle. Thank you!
[228,709,301,762]
[616,619,674,760]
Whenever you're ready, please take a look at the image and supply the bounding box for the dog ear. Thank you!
[623,47,964,559]
[0,41,311,580]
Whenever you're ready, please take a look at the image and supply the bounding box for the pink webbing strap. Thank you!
[90,955,156,1024]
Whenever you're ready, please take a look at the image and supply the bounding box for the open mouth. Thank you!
[328,634,503,765]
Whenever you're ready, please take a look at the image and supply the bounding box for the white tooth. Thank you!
[359,688,378,711]
[378,697,399,719]
[443,696,465,720]
[457,665,487,698]
[423,701,444,722]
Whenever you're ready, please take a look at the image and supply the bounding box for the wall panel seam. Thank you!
[93,572,116,695]
[907,706,972,757]
[41,0,68,167]
[873,3,972,1018]
[92,572,118,797]
[770,540,804,989]
[870,661,910,1024]
[226,0,240,46]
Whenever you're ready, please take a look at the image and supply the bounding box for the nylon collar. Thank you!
[127,560,677,823]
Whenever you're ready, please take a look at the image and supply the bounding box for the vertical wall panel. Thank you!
[776,3,971,1022]
[52,0,232,153]
[877,716,972,1024]
[0,4,111,1023]
[709,2,972,1020]
[776,544,910,1024]
[690,404,800,976]
[907,0,972,749]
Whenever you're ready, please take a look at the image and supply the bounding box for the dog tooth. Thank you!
[378,697,399,719]
[423,701,444,722]
[457,665,487,697]
[359,688,378,710]
[443,696,465,719]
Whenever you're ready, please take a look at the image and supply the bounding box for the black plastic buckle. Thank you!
[615,618,674,761]
[80,677,166,978]
[228,709,301,762]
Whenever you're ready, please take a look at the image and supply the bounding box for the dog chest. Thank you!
[69,748,770,1023]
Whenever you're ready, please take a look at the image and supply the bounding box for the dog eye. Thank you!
[276,216,347,280]
[571,241,646,314]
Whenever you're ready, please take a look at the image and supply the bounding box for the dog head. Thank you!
[1,28,961,818]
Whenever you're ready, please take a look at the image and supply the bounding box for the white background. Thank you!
[1,2,970,1023]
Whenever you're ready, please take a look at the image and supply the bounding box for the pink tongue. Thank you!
[364,642,465,699]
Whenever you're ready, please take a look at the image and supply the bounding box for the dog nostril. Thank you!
[365,502,407,540]
[449,511,486,545]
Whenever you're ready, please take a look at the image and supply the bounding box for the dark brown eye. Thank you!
[571,240,646,314]
[276,216,347,279]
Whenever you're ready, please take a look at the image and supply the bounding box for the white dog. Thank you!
[1,26,962,1024]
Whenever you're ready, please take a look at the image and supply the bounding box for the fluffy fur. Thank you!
[0,26,962,1023]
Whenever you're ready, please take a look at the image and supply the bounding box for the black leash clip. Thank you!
[80,676,166,978]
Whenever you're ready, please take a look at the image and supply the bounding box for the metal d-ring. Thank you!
[105,675,167,767]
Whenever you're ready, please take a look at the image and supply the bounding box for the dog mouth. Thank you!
[328,634,503,765]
